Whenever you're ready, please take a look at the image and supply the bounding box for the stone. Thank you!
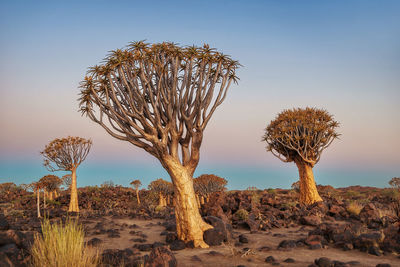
[278,240,297,249]
[284,258,295,263]
[0,214,9,230]
[169,240,185,251]
[0,252,13,267]
[137,244,153,251]
[375,265,391,267]
[204,228,225,246]
[165,232,177,243]
[87,237,102,247]
[315,257,333,267]
[239,234,248,243]
[191,255,202,262]
[265,256,276,263]
[203,216,233,241]
[368,246,382,256]
[145,246,177,267]
[301,215,322,226]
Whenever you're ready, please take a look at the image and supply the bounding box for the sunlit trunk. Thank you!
[158,192,166,207]
[167,195,171,205]
[136,188,140,204]
[164,159,212,248]
[295,159,322,205]
[68,168,79,212]
[36,188,41,218]
[43,190,46,209]
[196,194,201,207]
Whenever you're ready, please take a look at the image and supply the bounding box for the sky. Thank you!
[0,0,399,189]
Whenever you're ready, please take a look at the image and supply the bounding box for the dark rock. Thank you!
[137,244,153,251]
[203,216,233,241]
[165,232,177,243]
[301,215,322,226]
[204,228,225,246]
[0,214,9,230]
[333,261,349,267]
[284,258,295,263]
[258,246,271,252]
[265,256,276,263]
[239,234,248,243]
[87,237,102,247]
[305,235,325,246]
[353,232,382,251]
[375,265,391,267]
[0,252,13,267]
[146,246,177,267]
[315,257,333,267]
[207,250,223,256]
[191,255,202,262]
[169,240,185,251]
[346,261,361,266]
[309,243,323,250]
[278,240,297,249]
[131,238,146,243]
[152,242,165,249]
[368,246,382,256]
[165,222,177,232]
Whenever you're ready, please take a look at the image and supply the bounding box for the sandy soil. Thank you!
[84,217,400,267]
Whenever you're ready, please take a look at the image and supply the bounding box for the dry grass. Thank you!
[30,218,100,267]
[347,202,363,216]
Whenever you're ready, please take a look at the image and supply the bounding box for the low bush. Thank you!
[346,202,363,216]
[30,218,100,267]
[234,209,249,221]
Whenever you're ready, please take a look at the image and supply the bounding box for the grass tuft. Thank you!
[347,202,363,216]
[30,218,100,267]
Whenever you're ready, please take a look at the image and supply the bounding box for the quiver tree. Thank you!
[31,181,44,218]
[130,179,142,204]
[148,178,173,207]
[0,182,16,196]
[389,177,400,191]
[194,174,227,204]
[41,136,92,212]
[62,174,72,191]
[263,107,340,205]
[79,41,239,247]
[39,175,62,201]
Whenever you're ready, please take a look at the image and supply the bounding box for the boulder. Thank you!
[169,240,185,251]
[0,214,9,230]
[301,215,322,226]
[204,228,225,246]
[315,257,333,267]
[145,246,177,267]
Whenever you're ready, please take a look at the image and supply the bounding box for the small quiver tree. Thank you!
[31,181,44,218]
[78,41,239,247]
[263,107,339,205]
[39,175,62,201]
[148,178,172,207]
[194,174,227,204]
[41,136,92,212]
[130,179,142,204]
[389,177,400,191]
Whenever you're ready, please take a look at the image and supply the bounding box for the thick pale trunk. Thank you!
[136,189,140,204]
[36,189,41,218]
[200,195,205,205]
[295,159,322,205]
[158,192,166,207]
[68,168,79,212]
[165,161,212,248]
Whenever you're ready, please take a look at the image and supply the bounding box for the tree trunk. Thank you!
[200,195,205,205]
[136,189,140,204]
[196,194,200,207]
[295,159,322,205]
[167,195,171,205]
[158,192,166,207]
[36,189,41,218]
[68,168,79,212]
[43,190,46,209]
[164,160,212,248]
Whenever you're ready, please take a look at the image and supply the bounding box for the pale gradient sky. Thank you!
[0,0,399,189]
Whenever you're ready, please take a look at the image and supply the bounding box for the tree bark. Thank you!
[68,168,79,212]
[164,159,212,248]
[295,159,322,205]
[36,189,41,218]
[158,192,166,207]
[200,195,205,205]
[136,189,140,204]
[43,190,46,209]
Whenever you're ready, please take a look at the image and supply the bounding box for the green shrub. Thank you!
[30,218,100,267]
[234,209,249,221]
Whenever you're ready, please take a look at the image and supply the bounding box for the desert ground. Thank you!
[1,184,399,266]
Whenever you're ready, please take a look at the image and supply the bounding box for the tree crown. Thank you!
[79,41,239,171]
[41,136,92,171]
[193,174,227,195]
[389,177,400,189]
[263,107,339,166]
[39,175,62,192]
[148,178,173,195]
[130,179,142,189]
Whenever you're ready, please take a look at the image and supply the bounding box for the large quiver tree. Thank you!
[41,136,92,212]
[263,107,339,205]
[79,41,239,247]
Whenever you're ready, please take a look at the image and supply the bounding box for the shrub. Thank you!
[347,202,363,216]
[234,209,249,221]
[30,218,100,267]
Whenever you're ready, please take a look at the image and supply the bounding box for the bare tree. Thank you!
[79,41,239,247]
[263,107,340,205]
[130,179,142,204]
[41,136,92,212]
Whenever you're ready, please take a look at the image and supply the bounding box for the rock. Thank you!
[333,261,349,267]
[278,240,297,249]
[301,215,322,226]
[152,242,165,249]
[315,257,333,267]
[0,214,9,230]
[191,255,202,262]
[376,265,391,267]
[207,250,223,256]
[346,261,361,266]
[305,235,325,246]
[137,244,153,251]
[284,258,295,263]
[102,248,132,265]
[87,237,102,247]
[329,205,345,216]
[0,252,13,267]
[145,246,177,267]
[204,228,225,246]
[203,216,233,241]
[368,246,381,256]
[309,243,323,250]
[353,232,382,251]
[258,246,271,252]
[169,240,185,251]
[202,192,230,223]
[239,234,248,243]
[165,222,177,232]
[265,256,276,263]
[165,232,177,244]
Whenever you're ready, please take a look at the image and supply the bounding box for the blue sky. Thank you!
[0,0,399,189]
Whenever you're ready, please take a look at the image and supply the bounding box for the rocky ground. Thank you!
[0,185,399,266]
